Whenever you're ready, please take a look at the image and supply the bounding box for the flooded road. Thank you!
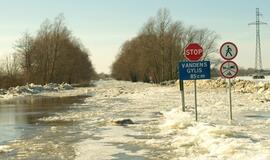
[0,96,89,159]
[0,80,269,160]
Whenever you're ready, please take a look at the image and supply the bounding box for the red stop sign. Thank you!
[184,43,204,61]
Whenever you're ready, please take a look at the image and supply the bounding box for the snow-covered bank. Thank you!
[0,83,94,100]
[183,78,270,95]
[160,108,270,160]
[236,76,270,82]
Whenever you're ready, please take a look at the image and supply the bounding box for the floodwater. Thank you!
[0,80,269,160]
[0,95,89,159]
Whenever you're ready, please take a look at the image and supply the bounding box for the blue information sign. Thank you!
[178,61,211,80]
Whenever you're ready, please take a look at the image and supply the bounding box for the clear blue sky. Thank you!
[0,0,270,73]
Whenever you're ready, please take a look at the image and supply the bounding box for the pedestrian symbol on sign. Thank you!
[226,45,233,57]
[219,41,238,121]
[220,42,238,60]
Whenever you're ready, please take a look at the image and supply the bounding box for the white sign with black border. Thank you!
[220,61,238,79]
[220,42,238,60]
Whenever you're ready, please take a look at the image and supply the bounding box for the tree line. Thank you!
[111,9,218,83]
[0,15,97,88]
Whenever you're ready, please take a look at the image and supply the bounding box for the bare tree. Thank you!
[14,32,34,82]
[4,55,20,78]
[14,14,97,85]
[111,8,218,83]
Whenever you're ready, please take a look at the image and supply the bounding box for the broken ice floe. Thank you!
[0,83,73,99]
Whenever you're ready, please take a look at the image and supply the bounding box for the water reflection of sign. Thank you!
[179,61,211,80]
[220,42,238,60]
[220,61,238,78]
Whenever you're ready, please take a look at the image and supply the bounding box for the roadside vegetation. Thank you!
[111,9,218,83]
[0,14,97,88]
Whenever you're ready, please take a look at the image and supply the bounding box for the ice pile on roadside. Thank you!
[233,80,270,94]
[160,108,194,132]
[180,78,270,94]
[175,78,227,89]
[0,83,73,98]
[0,145,12,153]
[158,108,270,160]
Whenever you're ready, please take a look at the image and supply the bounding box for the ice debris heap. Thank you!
[179,78,270,94]
[0,83,73,98]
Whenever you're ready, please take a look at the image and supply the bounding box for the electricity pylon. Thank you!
[248,8,267,79]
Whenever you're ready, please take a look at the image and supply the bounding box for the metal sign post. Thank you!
[179,80,185,112]
[179,61,211,121]
[194,80,198,121]
[219,42,238,121]
[220,60,238,120]
[178,59,211,122]
[228,79,232,120]
[184,42,203,120]
[178,43,212,121]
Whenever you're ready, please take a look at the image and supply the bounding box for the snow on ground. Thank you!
[0,145,12,153]
[183,77,270,94]
[1,78,270,159]
[0,83,94,100]
[71,79,270,160]
[236,76,270,82]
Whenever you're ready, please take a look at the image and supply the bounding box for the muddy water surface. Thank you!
[0,95,89,160]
